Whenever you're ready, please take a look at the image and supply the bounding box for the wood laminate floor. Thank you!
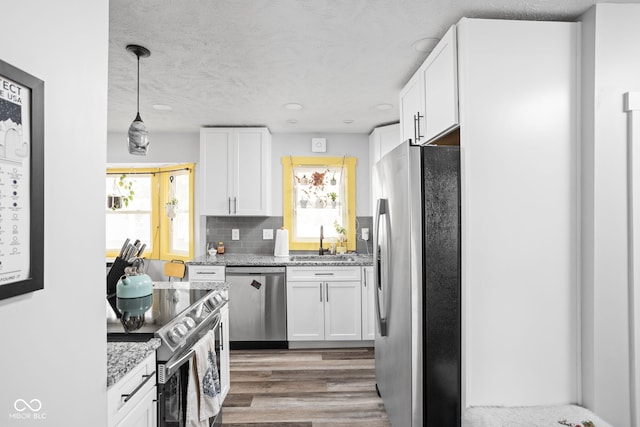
[221,347,391,427]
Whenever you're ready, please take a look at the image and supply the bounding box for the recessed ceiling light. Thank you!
[287,119,298,124]
[412,37,440,53]
[343,120,354,124]
[284,103,303,111]
[152,104,172,111]
[376,103,393,111]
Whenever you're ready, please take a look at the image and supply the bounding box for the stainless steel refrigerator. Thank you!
[373,141,461,426]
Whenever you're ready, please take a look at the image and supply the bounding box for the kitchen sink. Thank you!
[288,255,358,263]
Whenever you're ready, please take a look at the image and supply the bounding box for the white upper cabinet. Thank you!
[399,25,459,145]
[369,123,401,166]
[399,71,424,144]
[369,124,401,215]
[421,26,459,142]
[200,127,271,216]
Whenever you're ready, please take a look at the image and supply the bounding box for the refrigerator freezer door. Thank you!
[422,145,461,426]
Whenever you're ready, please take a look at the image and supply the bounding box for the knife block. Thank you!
[106,256,129,318]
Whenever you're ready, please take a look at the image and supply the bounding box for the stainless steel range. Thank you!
[107,281,229,427]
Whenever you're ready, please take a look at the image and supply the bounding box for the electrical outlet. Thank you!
[263,229,274,240]
[362,228,369,241]
[232,229,240,240]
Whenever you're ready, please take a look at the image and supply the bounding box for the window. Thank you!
[106,163,194,261]
[282,156,357,251]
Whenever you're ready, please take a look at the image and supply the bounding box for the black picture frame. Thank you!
[0,59,44,301]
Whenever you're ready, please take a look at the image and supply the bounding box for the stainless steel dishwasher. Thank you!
[225,266,287,348]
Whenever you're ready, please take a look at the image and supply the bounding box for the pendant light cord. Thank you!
[136,53,140,115]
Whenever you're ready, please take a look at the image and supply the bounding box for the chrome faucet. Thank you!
[319,225,324,255]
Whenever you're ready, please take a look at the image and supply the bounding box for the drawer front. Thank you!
[287,266,361,281]
[188,265,226,282]
[108,352,156,421]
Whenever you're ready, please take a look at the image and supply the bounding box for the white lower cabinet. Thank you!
[113,385,156,427]
[108,352,157,427]
[361,266,375,340]
[219,304,231,401]
[187,265,225,282]
[287,266,362,341]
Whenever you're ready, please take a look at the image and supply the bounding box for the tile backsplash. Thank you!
[205,216,373,255]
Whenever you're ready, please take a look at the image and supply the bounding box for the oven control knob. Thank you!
[207,296,218,309]
[183,316,196,330]
[168,324,188,344]
[167,329,180,344]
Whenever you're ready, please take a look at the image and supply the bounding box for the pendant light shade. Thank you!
[126,44,151,156]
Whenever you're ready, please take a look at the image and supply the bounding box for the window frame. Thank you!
[282,156,357,251]
[106,163,194,261]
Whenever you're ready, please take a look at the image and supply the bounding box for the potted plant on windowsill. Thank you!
[334,220,347,253]
[328,192,337,208]
[299,190,310,208]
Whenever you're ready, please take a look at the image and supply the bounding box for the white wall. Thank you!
[0,1,108,426]
[580,4,640,426]
[107,131,371,217]
[271,133,371,216]
[107,131,199,164]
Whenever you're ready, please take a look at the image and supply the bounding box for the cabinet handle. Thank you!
[233,197,237,214]
[121,371,156,403]
[220,321,224,351]
[415,112,424,142]
[320,283,323,302]
[314,272,334,276]
[413,114,418,144]
[228,197,231,214]
[363,273,367,287]
[325,283,329,302]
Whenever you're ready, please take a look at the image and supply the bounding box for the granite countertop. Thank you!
[188,253,373,267]
[107,338,161,389]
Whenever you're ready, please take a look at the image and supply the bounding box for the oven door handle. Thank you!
[161,314,222,381]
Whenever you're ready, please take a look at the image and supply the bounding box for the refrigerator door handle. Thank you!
[374,198,390,336]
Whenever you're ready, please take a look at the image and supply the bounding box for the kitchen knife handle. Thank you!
[119,238,130,258]
[136,243,146,257]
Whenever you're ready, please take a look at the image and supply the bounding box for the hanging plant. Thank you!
[165,175,178,220]
[165,198,178,219]
[107,174,135,210]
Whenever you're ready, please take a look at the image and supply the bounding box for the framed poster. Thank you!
[0,59,44,301]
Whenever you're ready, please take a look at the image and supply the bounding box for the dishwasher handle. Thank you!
[226,266,285,275]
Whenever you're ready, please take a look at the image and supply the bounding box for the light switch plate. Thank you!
[311,138,326,152]
[231,229,240,240]
[263,229,274,240]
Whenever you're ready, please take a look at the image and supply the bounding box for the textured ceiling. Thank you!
[108,0,625,135]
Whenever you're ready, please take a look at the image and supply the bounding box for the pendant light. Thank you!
[126,44,151,155]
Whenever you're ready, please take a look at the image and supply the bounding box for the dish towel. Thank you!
[186,330,221,427]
